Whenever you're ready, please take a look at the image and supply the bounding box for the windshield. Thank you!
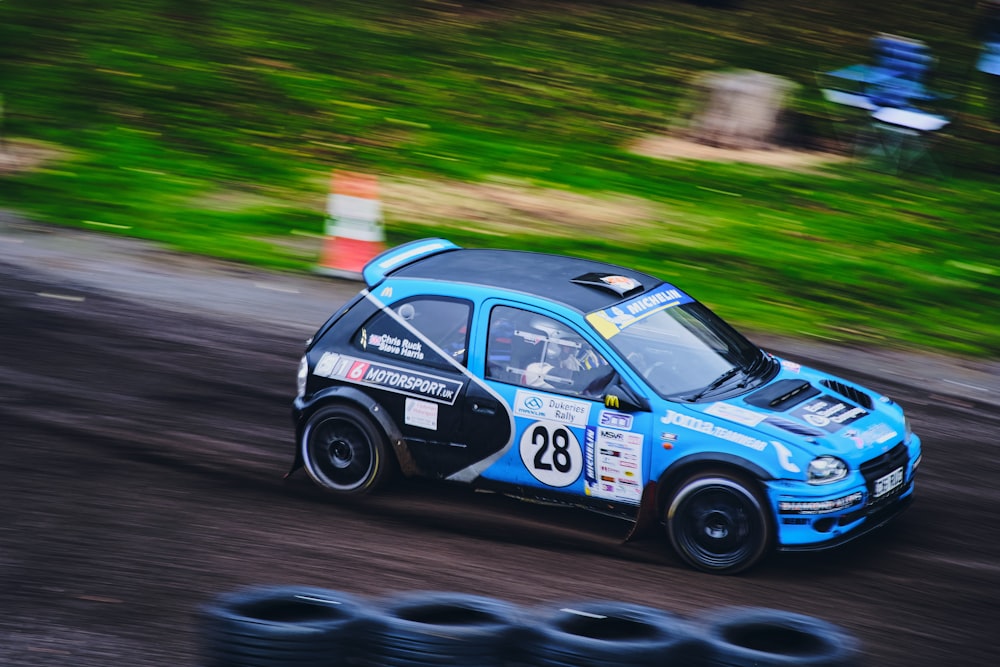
[586,285,769,400]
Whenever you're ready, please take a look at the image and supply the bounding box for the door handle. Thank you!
[471,400,497,416]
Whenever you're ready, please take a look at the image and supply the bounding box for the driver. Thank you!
[523,323,606,391]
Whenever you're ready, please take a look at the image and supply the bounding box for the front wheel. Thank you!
[666,470,772,574]
[301,404,393,496]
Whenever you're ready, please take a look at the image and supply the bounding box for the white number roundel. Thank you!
[519,421,583,487]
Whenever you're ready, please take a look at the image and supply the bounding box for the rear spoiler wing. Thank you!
[362,238,460,288]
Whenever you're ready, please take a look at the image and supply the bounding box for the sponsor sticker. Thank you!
[661,409,768,451]
[601,275,641,290]
[792,395,868,432]
[770,441,801,473]
[514,390,591,426]
[705,402,767,427]
[405,398,438,430]
[586,284,694,339]
[781,359,801,373]
[313,352,463,405]
[599,410,633,430]
[585,425,643,504]
[844,423,898,448]
[366,332,426,361]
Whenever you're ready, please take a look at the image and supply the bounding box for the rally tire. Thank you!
[666,469,772,574]
[698,607,861,667]
[301,404,393,496]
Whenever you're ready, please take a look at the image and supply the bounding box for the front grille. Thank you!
[821,379,874,409]
[859,442,909,507]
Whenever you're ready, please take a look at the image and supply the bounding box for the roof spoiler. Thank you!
[362,238,460,287]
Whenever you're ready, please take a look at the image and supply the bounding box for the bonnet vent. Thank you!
[821,379,874,409]
[744,379,820,411]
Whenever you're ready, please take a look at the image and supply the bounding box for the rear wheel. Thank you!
[666,470,772,574]
[301,404,392,496]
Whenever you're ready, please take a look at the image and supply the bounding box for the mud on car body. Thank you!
[290,239,922,574]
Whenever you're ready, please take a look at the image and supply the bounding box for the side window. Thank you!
[486,306,616,399]
[354,296,471,369]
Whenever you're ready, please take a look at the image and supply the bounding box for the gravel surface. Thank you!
[1,210,998,666]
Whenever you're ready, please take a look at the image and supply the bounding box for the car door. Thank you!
[339,293,510,479]
[475,300,654,511]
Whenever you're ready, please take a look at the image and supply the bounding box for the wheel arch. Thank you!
[288,386,413,478]
[653,453,773,517]
[657,454,778,573]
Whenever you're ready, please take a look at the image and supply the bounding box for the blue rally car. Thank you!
[290,239,921,574]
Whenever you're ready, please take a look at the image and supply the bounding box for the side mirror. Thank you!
[603,379,650,412]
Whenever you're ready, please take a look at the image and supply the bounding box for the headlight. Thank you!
[807,456,848,485]
[297,355,308,398]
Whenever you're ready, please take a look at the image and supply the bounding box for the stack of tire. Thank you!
[198,586,861,667]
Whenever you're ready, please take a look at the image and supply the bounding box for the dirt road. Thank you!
[1,214,998,666]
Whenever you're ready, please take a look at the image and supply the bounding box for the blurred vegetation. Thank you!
[1,0,998,357]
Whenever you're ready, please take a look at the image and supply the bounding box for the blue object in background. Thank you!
[978,41,1000,75]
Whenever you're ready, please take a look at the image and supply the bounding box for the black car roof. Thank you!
[389,247,664,313]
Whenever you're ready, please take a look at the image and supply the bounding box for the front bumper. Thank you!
[768,436,920,552]
[775,485,914,552]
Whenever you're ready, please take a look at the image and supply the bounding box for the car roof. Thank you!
[388,247,664,314]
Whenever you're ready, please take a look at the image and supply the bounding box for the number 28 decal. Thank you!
[519,421,583,487]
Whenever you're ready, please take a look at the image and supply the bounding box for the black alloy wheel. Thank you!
[666,471,772,574]
[302,404,392,495]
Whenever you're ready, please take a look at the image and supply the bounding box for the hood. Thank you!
[693,358,907,467]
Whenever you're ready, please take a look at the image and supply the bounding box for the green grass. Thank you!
[2,0,998,357]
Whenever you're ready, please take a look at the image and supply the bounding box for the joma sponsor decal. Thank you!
[313,352,462,404]
[661,409,768,451]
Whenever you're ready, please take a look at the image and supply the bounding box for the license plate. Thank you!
[873,466,904,498]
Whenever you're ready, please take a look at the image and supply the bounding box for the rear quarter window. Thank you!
[353,296,472,369]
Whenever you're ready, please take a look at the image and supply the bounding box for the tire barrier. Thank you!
[697,607,861,667]
[198,585,370,667]
[198,587,860,667]
[361,591,526,666]
[521,600,708,667]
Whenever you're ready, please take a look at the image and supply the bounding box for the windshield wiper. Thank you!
[686,367,742,401]
[745,350,771,377]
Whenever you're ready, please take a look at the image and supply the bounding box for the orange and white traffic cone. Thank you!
[316,171,386,280]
